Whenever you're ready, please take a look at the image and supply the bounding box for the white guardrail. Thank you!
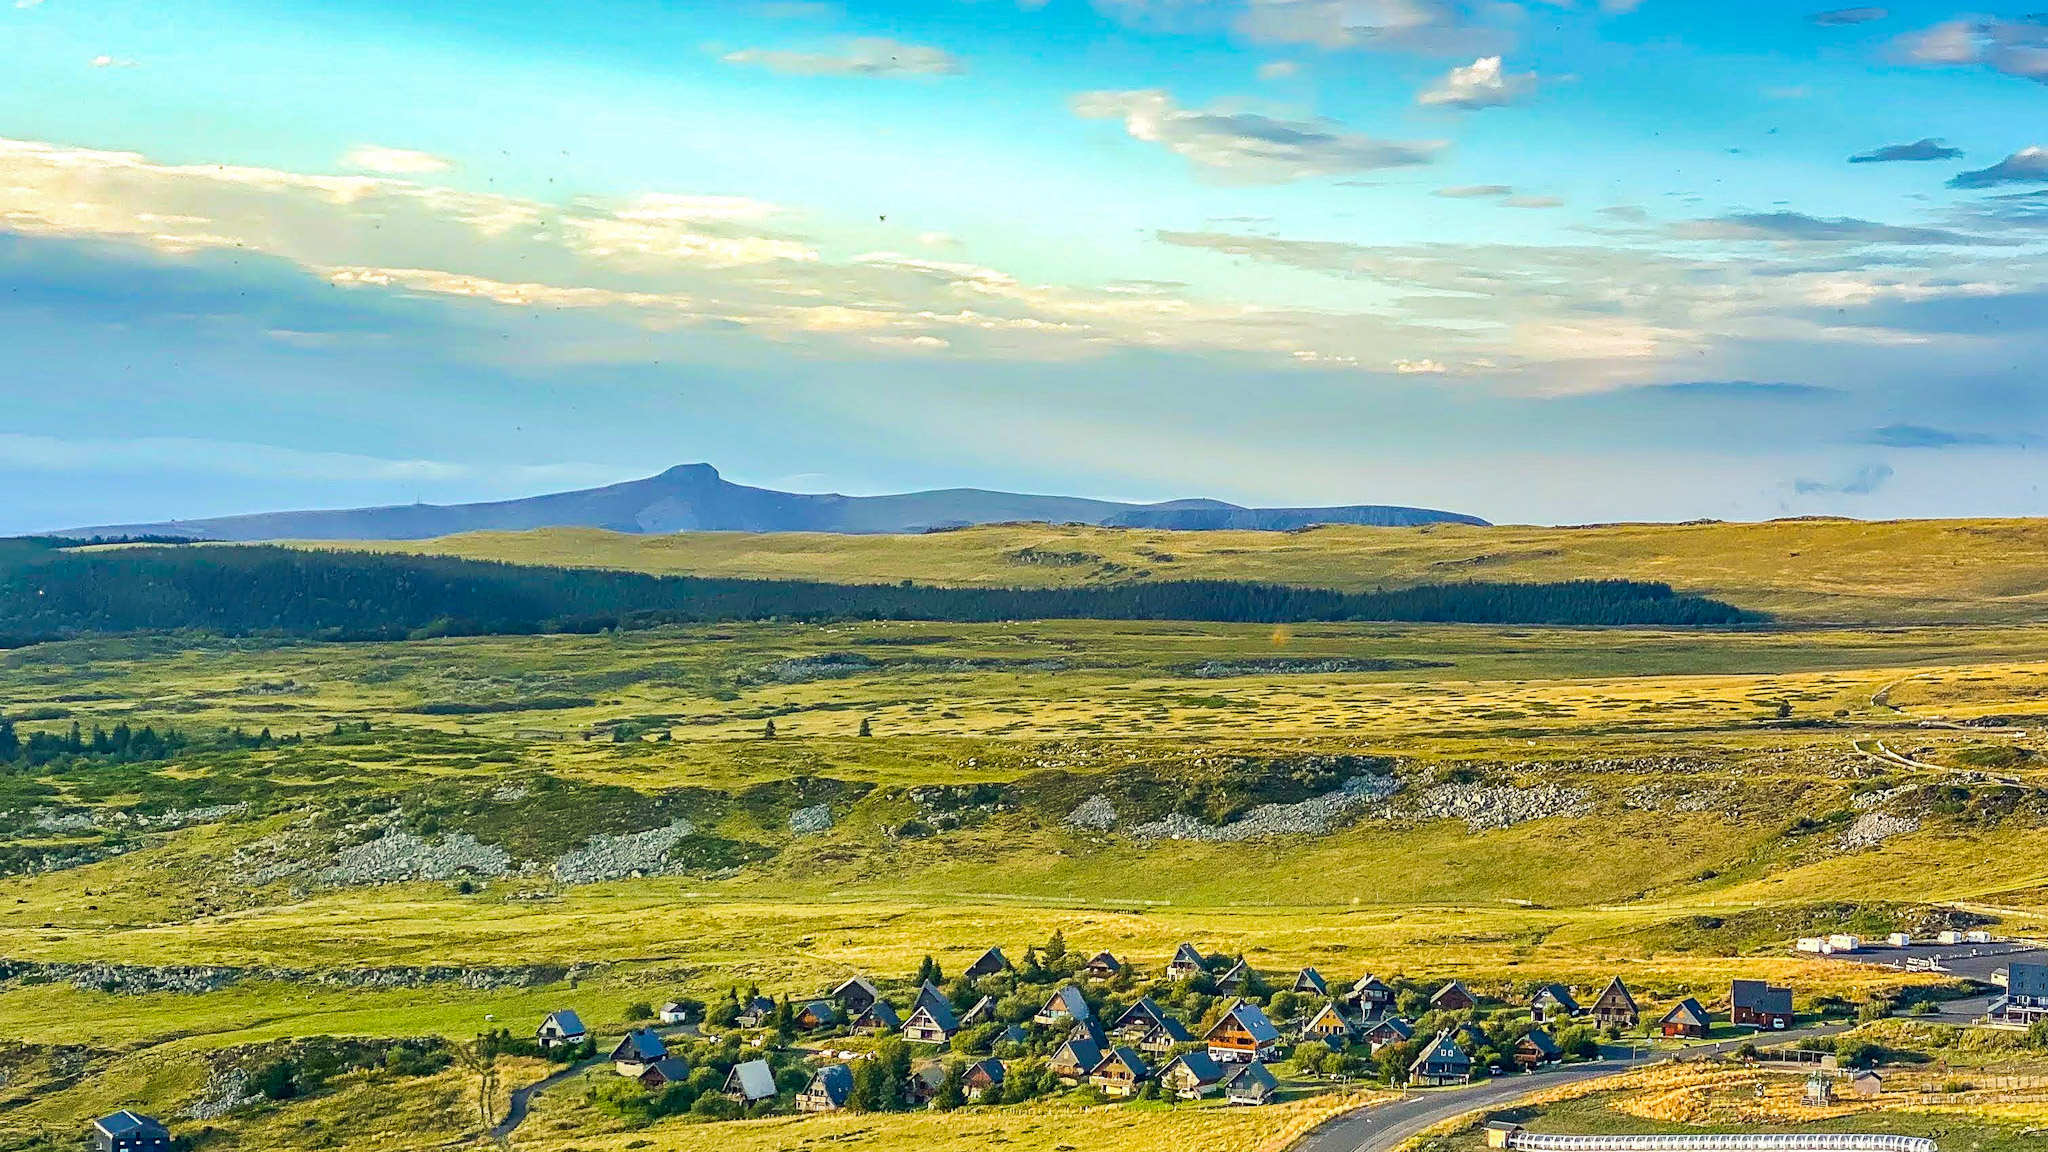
[1508,1135,1936,1152]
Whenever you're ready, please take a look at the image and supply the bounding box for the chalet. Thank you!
[1515,1028,1562,1070]
[725,1059,778,1103]
[960,994,996,1028]
[1300,1001,1356,1045]
[1359,1015,1414,1053]
[736,996,778,1029]
[798,1063,855,1113]
[963,1057,1006,1101]
[1113,997,1171,1038]
[1849,1070,1884,1098]
[1431,980,1478,1012]
[1088,1045,1153,1098]
[1159,1051,1228,1099]
[1730,980,1794,1031]
[1205,999,1283,1064]
[1216,958,1250,995]
[1069,1015,1110,1050]
[1134,1015,1195,1057]
[996,1024,1030,1048]
[1349,974,1396,1012]
[1035,984,1092,1026]
[1166,942,1207,981]
[909,1063,947,1106]
[92,1111,170,1152]
[795,1001,840,1030]
[1991,961,2048,1025]
[903,998,961,1044]
[1294,968,1331,996]
[535,1009,588,1050]
[1530,984,1582,1025]
[638,1057,689,1088]
[964,947,1012,980]
[830,976,881,1017]
[659,1001,692,1025]
[609,1029,669,1077]
[1591,977,1640,1029]
[1659,998,1711,1039]
[1083,951,1124,980]
[852,1000,902,1035]
[1225,1060,1279,1105]
[1409,1030,1474,1087]
[912,981,950,1017]
[1049,1037,1106,1085]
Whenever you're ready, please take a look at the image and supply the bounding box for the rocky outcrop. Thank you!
[1064,795,1118,832]
[1127,775,1402,842]
[787,804,834,835]
[1406,781,1592,830]
[551,819,697,884]
[321,830,513,884]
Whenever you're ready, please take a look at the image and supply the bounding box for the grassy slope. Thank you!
[325,518,2048,624]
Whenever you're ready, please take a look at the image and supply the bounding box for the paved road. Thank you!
[1293,1025,1852,1152]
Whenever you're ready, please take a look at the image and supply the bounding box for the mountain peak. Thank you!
[653,463,722,483]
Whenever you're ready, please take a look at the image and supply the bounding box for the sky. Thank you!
[5,0,2048,530]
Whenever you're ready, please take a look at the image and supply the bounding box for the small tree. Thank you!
[624,1001,655,1022]
[935,1063,967,1111]
[1045,929,1067,966]
[763,718,777,739]
[859,717,873,737]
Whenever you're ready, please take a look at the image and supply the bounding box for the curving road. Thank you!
[1293,1026,1851,1152]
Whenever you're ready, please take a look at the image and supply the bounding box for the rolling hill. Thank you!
[52,463,1487,540]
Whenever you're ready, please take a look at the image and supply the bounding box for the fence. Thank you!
[1506,1134,1936,1152]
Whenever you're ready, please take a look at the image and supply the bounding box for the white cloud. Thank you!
[722,37,963,76]
[89,54,137,68]
[341,145,452,175]
[1434,184,1513,198]
[1896,18,2048,83]
[1500,194,1564,209]
[1394,357,1448,373]
[1949,147,2048,189]
[1072,88,1443,183]
[1417,56,1538,109]
[1257,59,1301,79]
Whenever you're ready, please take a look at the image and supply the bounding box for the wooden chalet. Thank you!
[1158,1051,1228,1099]
[1088,1045,1152,1098]
[912,981,950,1017]
[830,976,880,1017]
[1514,1028,1562,1070]
[1216,958,1250,995]
[1204,999,1282,1064]
[1349,974,1396,1012]
[1659,997,1711,1039]
[798,1064,855,1113]
[1591,977,1640,1029]
[725,1059,778,1103]
[1166,942,1207,981]
[1431,980,1478,1012]
[1730,980,1793,1030]
[1225,1060,1279,1105]
[536,1009,588,1050]
[996,1023,1030,1048]
[903,998,961,1044]
[1134,1014,1195,1056]
[1530,984,1582,1025]
[1034,984,1092,1026]
[964,947,1012,981]
[1049,1036,1106,1085]
[1068,1015,1110,1050]
[909,1063,947,1106]
[852,1000,902,1035]
[1112,997,1171,1038]
[960,994,996,1028]
[795,1000,841,1030]
[609,1029,668,1077]
[1083,951,1124,980]
[1300,1001,1356,1045]
[1408,1030,1473,1086]
[735,996,777,1030]
[963,1057,1006,1101]
[1359,1015,1414,1053]
[1293,967,1331,996]
[638,1057,689,1089]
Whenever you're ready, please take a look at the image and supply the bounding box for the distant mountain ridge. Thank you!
[55,463,1488,541]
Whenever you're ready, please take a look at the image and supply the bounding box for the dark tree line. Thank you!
[0,542,1758,645]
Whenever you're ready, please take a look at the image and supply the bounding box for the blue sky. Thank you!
[5,0,2048,529]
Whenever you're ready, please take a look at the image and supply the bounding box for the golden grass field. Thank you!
[10,521,2048,1151]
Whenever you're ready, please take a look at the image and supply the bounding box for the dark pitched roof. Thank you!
[960,994,995,1026]
[1595,977,1639,1013]
[807,1063,855,1106]
[1170,942,1204,967]
[1519,1028,1562,1057]
[1363,1016,1414,1041]
[966,1057,1006,1084]
[1086,950,1123,973]
[1661,997,1710,1029]
[907,999,960,1033]
[857,1001,902,1029]
[1164,1050,1225,1084]
[726,1059,777,1101]
[1227,1061,1279,1092]
[1114,996,1170,1031]
[1146,1015,1194,1043]
[1533,984,1581,1014]
[1294,967,1330,995]
[541,1009,586,1034]
[644,1057,689,1083]
[1351,973,1392,994]
[1410,1030,1472,1072]
[1054,1037,1105,1072]
[913,981,949,1015]
[798,1000,841,1024]
[1731,979,1791,1014]
[1217,958,1249,988]
[610,1029,668,1062]
[831,976,878,1000]
[1432,979,1475,1004]
[1092,1045,1151,1079]
[1209,999,1281,1045]
[965,947,1011,976]
[94,1112,167,1139]
[1042,984,1092,1019]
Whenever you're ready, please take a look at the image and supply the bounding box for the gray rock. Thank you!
[551,819,697,884]
[1127,775,1401,842]
[1065,795,1118,832]
[787,804,834,835]
[321,830,512,885]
